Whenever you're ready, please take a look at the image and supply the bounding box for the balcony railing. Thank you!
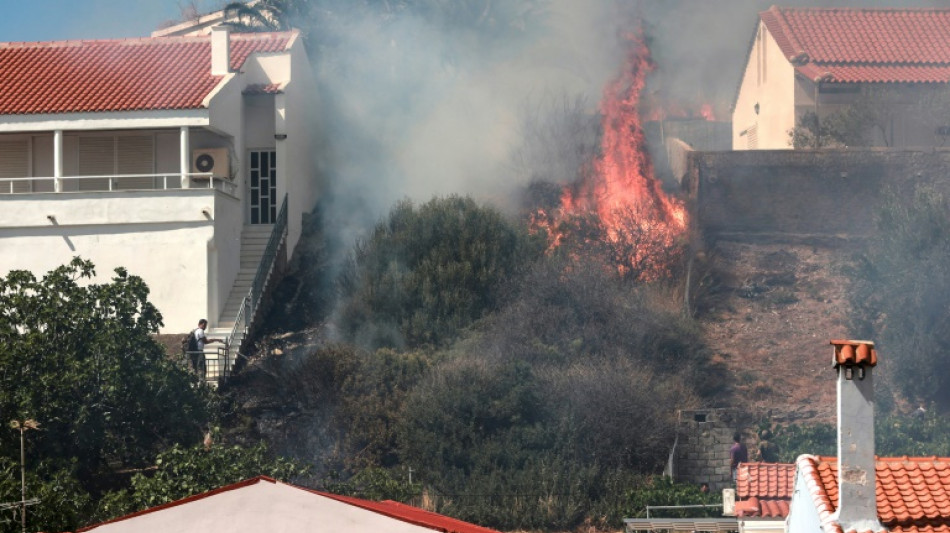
[0,173,236,195]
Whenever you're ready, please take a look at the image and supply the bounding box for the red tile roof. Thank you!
[831,340,877,367]
[761,6,950,84]
[797,455,950,533]
[75,476,502,533]
[736,462,795,518]
[319,493,502,533]
[243,83,284,95]
[0,32,295,115]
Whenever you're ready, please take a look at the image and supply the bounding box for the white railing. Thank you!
[0,173,237,195]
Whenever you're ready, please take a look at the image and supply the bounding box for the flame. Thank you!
[536,29,688,281]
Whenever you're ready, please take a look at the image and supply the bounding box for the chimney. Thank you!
[211,25,231,76]
[831,339,884,533]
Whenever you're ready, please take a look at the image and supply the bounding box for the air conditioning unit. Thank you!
[191,148,230,179]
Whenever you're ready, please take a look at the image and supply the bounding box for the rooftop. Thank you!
[0,31,295,116]
[735,462,795,518]
[761,6,950,83]
[798,455,950,533]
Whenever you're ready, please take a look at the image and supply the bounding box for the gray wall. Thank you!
[685,148,950,243]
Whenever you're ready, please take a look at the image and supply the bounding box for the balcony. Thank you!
[0,173,236,196]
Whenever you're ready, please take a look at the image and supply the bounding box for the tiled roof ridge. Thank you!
[797,454,846,533]
[763,5,807,62]
[810,61,950,66]
[771,6,950,13]
[812,455,950,464]
[0,30,296,49]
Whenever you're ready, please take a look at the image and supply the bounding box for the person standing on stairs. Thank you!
[190,319,222,379]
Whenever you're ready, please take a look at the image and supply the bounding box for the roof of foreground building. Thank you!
[72,476,501,533]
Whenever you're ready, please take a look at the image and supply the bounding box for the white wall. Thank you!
[211,191,243,327]
[733,22,797,149]
[0,190,227,333]
[786,470,822,533]
[281,37,319,257]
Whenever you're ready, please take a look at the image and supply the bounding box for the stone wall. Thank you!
[684,148,950,243]
[672,409,757,491]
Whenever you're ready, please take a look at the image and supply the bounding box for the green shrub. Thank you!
[338,195,541,349]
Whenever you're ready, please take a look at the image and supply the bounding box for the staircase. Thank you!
[214,225,274,334]
[203,224,275,384]
[200,195,288,386]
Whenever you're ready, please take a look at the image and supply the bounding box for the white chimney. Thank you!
[831,339,884,533]
[211,25,231,76]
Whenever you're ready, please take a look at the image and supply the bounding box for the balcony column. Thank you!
[53,130,63,192]
[180,126,190,188]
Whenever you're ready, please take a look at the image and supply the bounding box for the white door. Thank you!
[248,149,277,224]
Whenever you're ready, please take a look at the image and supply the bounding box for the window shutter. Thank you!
[78,136,114,190]
[116,135,154,189]
[0,140,29,193]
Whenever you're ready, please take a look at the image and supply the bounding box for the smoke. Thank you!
[311,1,626,240]
[310,0,946,241]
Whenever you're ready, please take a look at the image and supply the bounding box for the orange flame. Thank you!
[537,29,687,281]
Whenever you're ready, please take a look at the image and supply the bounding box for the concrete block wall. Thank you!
[673,408,756,492]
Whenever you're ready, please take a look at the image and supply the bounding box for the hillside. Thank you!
[695,240,856,423]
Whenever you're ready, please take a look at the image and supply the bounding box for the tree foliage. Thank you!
[0,258,212,481]
[0,458,91,533]
[96,442,306,522]
[847,184,950,405]
[338,195,541,349]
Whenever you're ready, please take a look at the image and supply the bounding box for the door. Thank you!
[248,149,277,224]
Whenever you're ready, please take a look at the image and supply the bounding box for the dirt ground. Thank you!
[694,240,859,423]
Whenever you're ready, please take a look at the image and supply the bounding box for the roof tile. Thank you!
[761,7,950,84]
[798,455,950,533]
[736,462,796,518]
[0,32,294,115]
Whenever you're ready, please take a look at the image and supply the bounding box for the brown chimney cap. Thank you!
[831,339,877,368]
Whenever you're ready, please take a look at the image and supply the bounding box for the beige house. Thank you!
[0,25,318,345]
[733,6,950,150]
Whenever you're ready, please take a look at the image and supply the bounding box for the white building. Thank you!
[0,25,318,334]
[75,476,501,533]
[785,340,950,533]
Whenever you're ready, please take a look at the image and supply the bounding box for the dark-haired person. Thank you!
[189,319,221,378]
[729,432,748,483]
[758,429,780,462]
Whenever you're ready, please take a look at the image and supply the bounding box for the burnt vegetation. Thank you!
[229,184,716,530]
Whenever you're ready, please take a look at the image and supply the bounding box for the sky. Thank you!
[0,0,221,42]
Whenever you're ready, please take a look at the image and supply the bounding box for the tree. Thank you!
[0,258,212,483]
[95,442,306,522]
[0,458,91,533]
[848,184,950,406]
[223,0,311,32]
[338,195,541,349]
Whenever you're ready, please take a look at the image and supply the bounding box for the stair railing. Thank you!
[213,194,288,385]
